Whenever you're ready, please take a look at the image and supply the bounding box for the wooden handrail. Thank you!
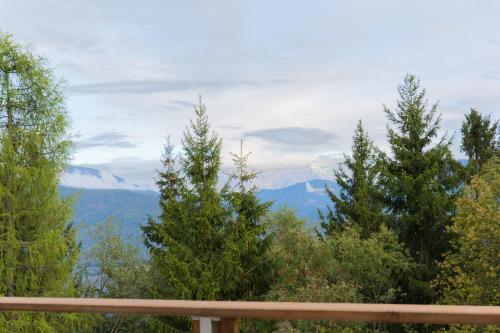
[0,297,498,325]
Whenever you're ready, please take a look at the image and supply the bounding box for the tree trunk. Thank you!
[3,71,15,297]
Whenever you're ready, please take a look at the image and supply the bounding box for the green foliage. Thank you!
[380,74,462,303]
[2,31,499,332]
[436,156,499,308]
[327,225,414,304]
[434,156,500,332]
[461,109,499,178]
[266,208,359,304]
[0,33,90,332]
[225,140,274,300]
[77,218,155,332]
[320,120,385,237]
[263,208,361,332]
[143,100,272,332]
[263,208,415,333]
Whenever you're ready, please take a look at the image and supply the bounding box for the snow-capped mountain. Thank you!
[259,179,339,224]
[61,165,335,192]
[58,165,339,250]
[60,166,148,191]
[253,166,334,189]
[221,166,335,190]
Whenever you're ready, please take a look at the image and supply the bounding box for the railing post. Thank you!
[192,318,200,333]
[217,318,239,333]
[192,317,239,333]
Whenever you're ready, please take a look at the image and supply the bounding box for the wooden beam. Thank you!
[0,297,498,325]
[217,318,239,333]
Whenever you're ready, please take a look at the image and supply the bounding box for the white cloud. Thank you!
[1,0,499,178]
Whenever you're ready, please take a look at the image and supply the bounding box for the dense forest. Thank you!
[0,34,499,333]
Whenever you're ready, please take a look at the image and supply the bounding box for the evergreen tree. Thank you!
[143,101,271,331]
[320,120,385,237]
[461,108,499,178]
[225,140,273,300]
[0,33,89,331]
[380,74,462,302]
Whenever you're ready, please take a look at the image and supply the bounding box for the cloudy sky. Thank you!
[1,0,499,187]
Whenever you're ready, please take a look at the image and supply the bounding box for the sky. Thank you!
[1,0,499,188]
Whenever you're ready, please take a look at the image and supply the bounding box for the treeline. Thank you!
[0,34,498,333]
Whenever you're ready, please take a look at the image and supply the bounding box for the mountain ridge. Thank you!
[59,167,339,250]
[62,165,335,192]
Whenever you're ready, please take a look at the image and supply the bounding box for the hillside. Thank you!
[59,186,160,249]
[59,167,339,249]
[258,179,339,225]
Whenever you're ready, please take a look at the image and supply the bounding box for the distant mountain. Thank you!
[253,167,334,189]
[63,165,336,192]
[59,186,159,250]
[60,166,148,191]
[258,179,339,225]
[61,162,469,250]
[59,166,339,250]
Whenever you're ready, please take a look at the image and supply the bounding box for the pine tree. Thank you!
[225,140,273,300]
[143,101,272,331]
[461,108,499,178]
[0,33,90,331]
[380,74,462,302]
[320,120,385,238]
[142,135,192,331]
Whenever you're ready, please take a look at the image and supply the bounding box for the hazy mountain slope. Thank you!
[61,163,468,249]
[59,186,160,249]
[253,167,334,189]
[258,179,339,225]
[60,180,339,250]
[64,165,336,191]
[59,166,341,250]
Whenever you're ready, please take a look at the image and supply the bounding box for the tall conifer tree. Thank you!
[380,74,462,302]
[320,120,385,237]
[0,33,88,331]
[143,101,271,331]
[225,140,273,300]
[461,108,498,178]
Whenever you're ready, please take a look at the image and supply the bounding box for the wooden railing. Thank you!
[0,297,499,333]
